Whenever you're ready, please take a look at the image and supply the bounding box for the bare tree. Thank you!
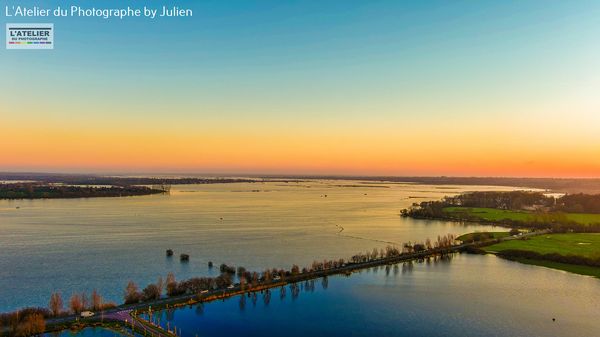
[49,292,63,316]
[124,281,142,304]
[142,284,161,301]
[69,294,83,314]
[80,292,89,311]
[251,272,259,287]
[91,289,103,311]
[156,276,164,296]
[166,272,177,296]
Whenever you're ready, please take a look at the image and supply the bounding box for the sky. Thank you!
[1,0,599,177]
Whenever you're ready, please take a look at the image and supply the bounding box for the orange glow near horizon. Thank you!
[2,117,599,178]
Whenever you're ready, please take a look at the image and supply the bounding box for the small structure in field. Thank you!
[166,249,174,257]
[80,311,94,318]
[180,254,190,262]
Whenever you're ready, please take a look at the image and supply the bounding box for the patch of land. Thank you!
[483,233,600,258]
[444,207,600,226]
[456,231,510,242]
[0,183,164,199]
[481,233,600,277]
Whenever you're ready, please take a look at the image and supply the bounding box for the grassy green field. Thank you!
[509,258,600,278]
[443,207,600,225]
[564,213,600,225]
[482,233,600,277]
[483,233,600,258]
[456,231,510,242]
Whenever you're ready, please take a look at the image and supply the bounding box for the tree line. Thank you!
[401,191,600,232]
[0,183,163,199]
[122,235,459,306]
[0,289,115,336]
[555,193,600,213]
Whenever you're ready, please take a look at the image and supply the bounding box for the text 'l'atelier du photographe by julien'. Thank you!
[5,6,193,19]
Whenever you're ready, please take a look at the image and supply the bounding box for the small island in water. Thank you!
[0,183,164,199]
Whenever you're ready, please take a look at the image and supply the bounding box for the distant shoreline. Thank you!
[2,172,600,193]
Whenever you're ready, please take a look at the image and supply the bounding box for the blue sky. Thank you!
[2,1,600,175]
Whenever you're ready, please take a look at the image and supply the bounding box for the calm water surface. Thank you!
[145,254,600,337]
[1,180,517,311]
[44,327,134,337]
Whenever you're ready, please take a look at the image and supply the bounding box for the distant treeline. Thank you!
[0,183,163,199]
[261,175,600,194]
[5,172,600,193]
[445,191,554,210]
[0,173,259,186]
[402,191,600,232]
[555,194,600,213]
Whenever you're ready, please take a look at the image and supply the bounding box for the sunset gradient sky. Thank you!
[1,0,599,177]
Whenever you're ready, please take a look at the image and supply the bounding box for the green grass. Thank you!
[443,207,600,225]
[482,233,600,278]
[484,233,600,259]
[444,207,534,222]
[509,258,600,278]
[564,213,600,225]
[456,231,510,242]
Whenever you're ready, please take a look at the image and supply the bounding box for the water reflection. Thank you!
[136,254,600,337]
[263,289,271,306]
[44,327,134,337]
[195,303,204,316]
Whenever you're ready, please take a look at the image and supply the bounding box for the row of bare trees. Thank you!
[0,290,116,336]
[47,289,117,317]
[350,235,457,264]
[122,234,460,306]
